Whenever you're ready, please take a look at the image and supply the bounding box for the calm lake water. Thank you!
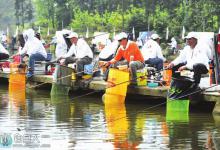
[0,83,220,150]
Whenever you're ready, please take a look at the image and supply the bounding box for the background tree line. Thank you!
[0,0,219,40]
[32,0,219,39]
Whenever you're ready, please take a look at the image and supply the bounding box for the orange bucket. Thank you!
[9,73,26,85]
[10,63,19,73]
[163,63,172,86]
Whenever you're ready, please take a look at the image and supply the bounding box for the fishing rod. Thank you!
[90,83,220,129]
[24,73,157,114]
[168,84,219,101]
[3,61,169,101]
[0,62,106,100]
[6,70,219,131]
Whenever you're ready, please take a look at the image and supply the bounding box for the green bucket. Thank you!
[166,98,189,112]
[166,98,189,122]
[50,83,70,96]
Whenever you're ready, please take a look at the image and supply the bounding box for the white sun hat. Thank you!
[67,32,79,38]
[185,32,198,39]
[116,32,128,41]
[151,33,161,40]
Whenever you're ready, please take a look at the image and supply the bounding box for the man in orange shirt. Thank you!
[104,32,145,86]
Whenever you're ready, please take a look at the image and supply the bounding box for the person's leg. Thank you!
[145,58,163,70]
[64,57,77,66]
[28,53,46,77]
[99,54,114,61]
[172,63,186,78]
[111,60,128,68]
[104,60,128,81]
[193,63,208,84]
[76,57,92,77]
[129,61,145,84]
[0,53,9,60]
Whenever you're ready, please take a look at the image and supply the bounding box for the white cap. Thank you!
[151,33,161,40]
[67,32,78,38]
[116,32,128,41]
[185,32,197,39]
[61,29,71,35]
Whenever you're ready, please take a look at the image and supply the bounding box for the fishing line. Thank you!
[90,83,219,129]
[0,64,103,100]
[168,84,219,100]
[1,59,217,121]
[1,63,168,102]
[21,73,161,113]
[3,69,219,131]
[27,73,175,117]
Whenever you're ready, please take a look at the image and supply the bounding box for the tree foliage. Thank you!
[29,0,220,38]
[15,0,34,28]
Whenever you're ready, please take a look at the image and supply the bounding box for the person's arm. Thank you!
[167,47,187,69]
[172,47,187,66]
[103,48,122,67]
[19,43,28,55]
[156,44,166,61]
[63,44,75,58]
[133,43,144,62]
[112,48,122,62]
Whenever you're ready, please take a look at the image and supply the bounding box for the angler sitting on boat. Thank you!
[103,32,145,87]
[99,40,119,62]
[53,29,72,63]
[141,33,166,71]
[58,32,93,80]
[0,42,9,61]
[167,32,212,86]
[15,28,47,78]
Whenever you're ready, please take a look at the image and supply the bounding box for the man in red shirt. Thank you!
[104,32,145,86]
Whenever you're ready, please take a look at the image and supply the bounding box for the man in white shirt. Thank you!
[60,32,93,79]
[141,33,166,70]
[18,29,47,78]
[167,32,212,84]
[99,40,119,61]
[54,29,72,59]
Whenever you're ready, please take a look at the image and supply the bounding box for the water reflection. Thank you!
[8,83,26,116]
[104,94,129,149]
[51,95,74,122]
[0,93,8,109]
[0,84,220,149]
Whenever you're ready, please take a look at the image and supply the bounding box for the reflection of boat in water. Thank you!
[104,94,129,149]
[50,83,70,96]
[166,109,189,123]
[104,94,149,149]
[50,94,74,122]
[8,83,26,115]
[103,93,126,104]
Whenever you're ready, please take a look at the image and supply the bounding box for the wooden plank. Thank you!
[32,75,53,83]
[89,80,107,90]
[127,86,169,97]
